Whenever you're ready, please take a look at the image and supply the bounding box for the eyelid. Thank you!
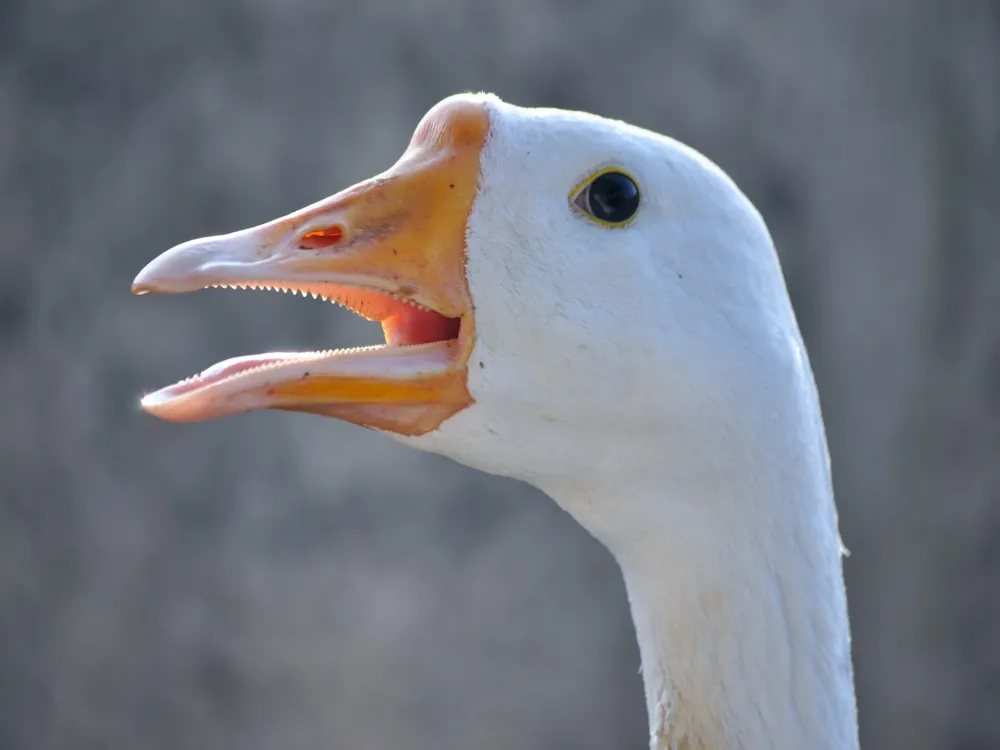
[568,166,642,228]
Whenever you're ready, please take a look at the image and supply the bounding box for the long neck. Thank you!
[621,483,856,750]
[538,379,859,749]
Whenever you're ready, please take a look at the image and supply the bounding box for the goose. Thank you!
[132,93,859,750]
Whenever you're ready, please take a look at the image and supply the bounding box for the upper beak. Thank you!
[132,95,490,436]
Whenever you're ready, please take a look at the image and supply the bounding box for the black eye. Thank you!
[574,170,640,225]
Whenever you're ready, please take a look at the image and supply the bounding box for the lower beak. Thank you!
[131,96,489,436]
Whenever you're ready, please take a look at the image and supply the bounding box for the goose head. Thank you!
[133,93,857,749]
[133,92,797,505]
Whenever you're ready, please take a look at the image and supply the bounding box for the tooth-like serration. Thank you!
[200,278,450,328]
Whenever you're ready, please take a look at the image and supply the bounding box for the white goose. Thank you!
[133,93,859,750]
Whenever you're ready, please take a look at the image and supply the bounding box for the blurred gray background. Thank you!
[3,0,999,748]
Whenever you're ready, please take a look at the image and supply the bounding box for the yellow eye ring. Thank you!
[569,167,641,228]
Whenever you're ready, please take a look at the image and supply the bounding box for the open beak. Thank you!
[132,96,489,436]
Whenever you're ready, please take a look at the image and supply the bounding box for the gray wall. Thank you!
[3,1,998,748]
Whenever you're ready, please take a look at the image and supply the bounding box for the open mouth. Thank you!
[146,281,464,402]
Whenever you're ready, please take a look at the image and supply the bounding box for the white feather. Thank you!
[403,94,858,750]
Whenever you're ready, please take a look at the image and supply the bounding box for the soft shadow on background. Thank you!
[3,1,998,748]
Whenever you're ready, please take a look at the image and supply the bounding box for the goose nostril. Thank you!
[299,225,344,249]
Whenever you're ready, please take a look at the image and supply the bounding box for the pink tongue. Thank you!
[382,308,461,346]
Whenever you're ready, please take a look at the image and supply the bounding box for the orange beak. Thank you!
[132,96,489,436]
